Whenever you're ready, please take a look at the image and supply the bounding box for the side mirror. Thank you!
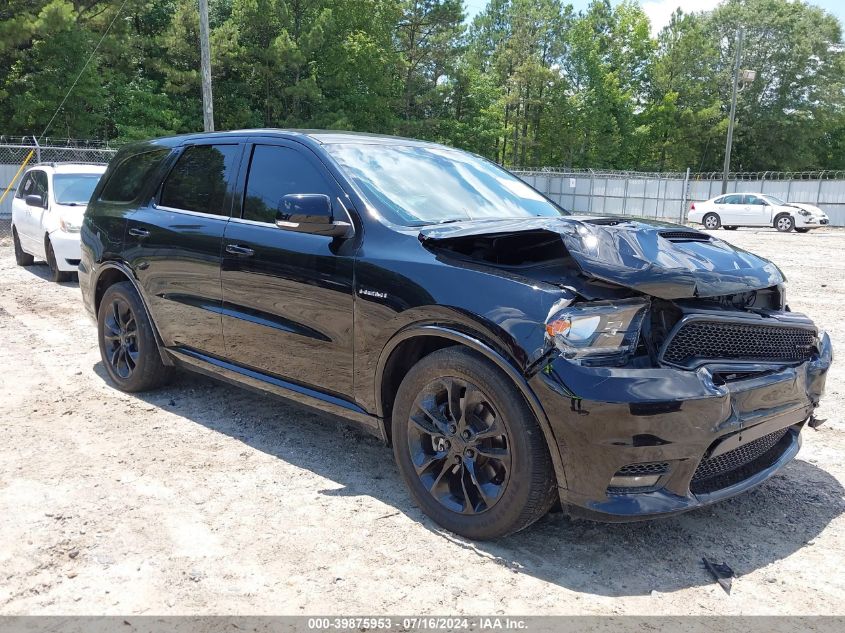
[25,194,45,208]
[275,194,352,238]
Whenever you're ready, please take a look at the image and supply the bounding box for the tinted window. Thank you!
[160,145,240,216]
[16,172,34,198]
[242,145,332,224]
[54,174,102,205]
[100,148,169,203]
[723,194,743,204]
[744,195,765,205]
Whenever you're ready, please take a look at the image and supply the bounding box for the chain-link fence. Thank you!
[511,167,845,227]
[0,137,118,242]
[3,136,845,247]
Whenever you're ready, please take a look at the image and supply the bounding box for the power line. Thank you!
[39,0,131,140]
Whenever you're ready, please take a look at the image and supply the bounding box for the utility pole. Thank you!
[721,27,743,195]
[198,0,214,132]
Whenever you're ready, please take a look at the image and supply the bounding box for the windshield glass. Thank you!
[326,143,568,226]
[762,195,787,206]
[54,173,102,205]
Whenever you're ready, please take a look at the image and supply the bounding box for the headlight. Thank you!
[59,217,81,232]
[797,209,811,217]
[545,298,649,364]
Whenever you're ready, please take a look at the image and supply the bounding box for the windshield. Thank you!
[54,173,102,205]
[326,143,568,226]
[762,195,787,206]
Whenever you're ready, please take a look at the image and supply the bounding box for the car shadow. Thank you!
[93,362,845,597]
[21,261,79,286]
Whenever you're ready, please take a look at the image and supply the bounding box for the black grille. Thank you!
[663,321,816,366]
[690,427,791,494]
[616,462,670,476]
[659,231,711,242]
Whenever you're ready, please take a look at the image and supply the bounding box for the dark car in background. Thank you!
[79,130,832,539]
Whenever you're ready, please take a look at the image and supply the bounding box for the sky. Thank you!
[463,0,845,35]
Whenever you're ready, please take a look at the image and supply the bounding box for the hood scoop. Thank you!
[419,216,785,300]
[659,230,712,242]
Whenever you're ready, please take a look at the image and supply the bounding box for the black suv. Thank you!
[80,130,832,539]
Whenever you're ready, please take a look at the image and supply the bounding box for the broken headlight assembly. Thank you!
[545,298,649,365]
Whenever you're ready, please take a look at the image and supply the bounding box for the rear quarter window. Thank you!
[99,148,170,203]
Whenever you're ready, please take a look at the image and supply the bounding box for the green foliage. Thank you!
[0,0,843,172]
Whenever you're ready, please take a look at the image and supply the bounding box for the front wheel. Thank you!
[703,213,721,230]
[98,282,174,392]
[45,238,72,282]
[775,214,795,232]
[391,347,558,540]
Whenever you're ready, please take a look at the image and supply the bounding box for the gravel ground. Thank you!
[0,227,843,616]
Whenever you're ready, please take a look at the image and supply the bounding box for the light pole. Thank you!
[198,0,214,132]
[721,28,743,194]
[721,29,756,194]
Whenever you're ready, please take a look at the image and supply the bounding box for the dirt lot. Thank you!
[0,227,844,616]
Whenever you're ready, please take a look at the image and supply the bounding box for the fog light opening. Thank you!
[608,474,661,489]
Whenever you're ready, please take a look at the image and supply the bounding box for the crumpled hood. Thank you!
[418,216,785,299]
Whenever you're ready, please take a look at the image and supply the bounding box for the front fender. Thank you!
[373,322,568,490]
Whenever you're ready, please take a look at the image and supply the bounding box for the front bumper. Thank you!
[48,229,82,272]
[530,331,832,521]
[795,216,829,227]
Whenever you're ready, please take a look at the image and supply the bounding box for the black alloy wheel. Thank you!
[392,347,557,540]
[97,281,174,392]
[407,376,511,515]
[103,297,140,380]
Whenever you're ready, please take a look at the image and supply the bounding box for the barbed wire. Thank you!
[508,166,845,180]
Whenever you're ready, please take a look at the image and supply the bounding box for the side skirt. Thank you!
[166,347,386,442]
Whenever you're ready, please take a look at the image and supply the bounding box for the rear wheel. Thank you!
[391,347,557,540]
[45,237,72,282]
[775,214,795,232]
[12,228,34,266]
[703,213,721,230]
[98,281,174,392]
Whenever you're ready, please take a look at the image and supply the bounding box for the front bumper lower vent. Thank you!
[690,427,791,494]
[662,320,816,367]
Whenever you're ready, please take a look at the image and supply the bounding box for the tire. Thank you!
[97,281,174,392]
[795,228,811,233]
[775,214,795,232]
[723,226,738,231]
[12,227,34,266]
[391,347,558,540]
[703,213,721,230]
[45,237,72,282]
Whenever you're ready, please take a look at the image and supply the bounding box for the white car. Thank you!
[688,192,830,233]
[11,163,107,281]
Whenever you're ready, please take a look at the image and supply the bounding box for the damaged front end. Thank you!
[419,216,833,520]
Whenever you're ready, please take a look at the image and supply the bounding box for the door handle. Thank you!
[225,244,255,257]
[128,227,150,238]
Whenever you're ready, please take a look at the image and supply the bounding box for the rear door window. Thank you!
[100,148,170,203]
[159,144,241,216]
[723,194,743,205]
[242,145,333,224]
